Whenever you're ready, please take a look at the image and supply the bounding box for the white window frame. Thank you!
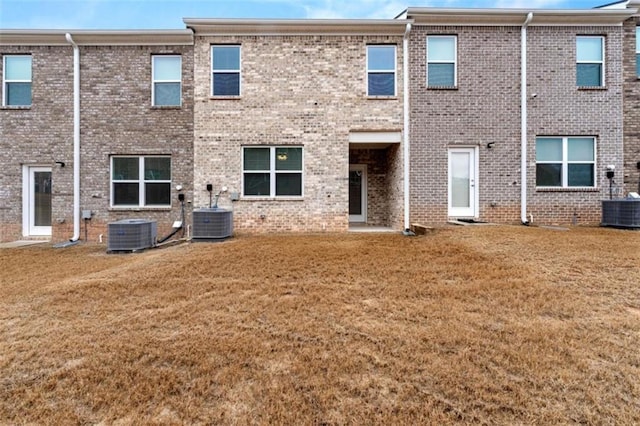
[576,36,605,87]
[242,146,304,198]
[636,27,640,78]
[211,45,241,97]
[110,156,172,208]
[366,45,397,97]
[427,35,457,88]
[151,55,182,107]
[535,137,597,188]
[3,54,32,106]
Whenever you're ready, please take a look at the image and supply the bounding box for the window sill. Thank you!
[109,206,173,211]
[427,86,458,91]
[577,86,606,91]
[367,96,397,100]
[209,96,241,100]
[151,105,182,110]
[536,187,599,193]
[240,196,304,201]
[1,105,31,110]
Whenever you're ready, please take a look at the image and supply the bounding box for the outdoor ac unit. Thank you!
[107,219,158,251]
[601,199,640,229]
[192,208,233,241]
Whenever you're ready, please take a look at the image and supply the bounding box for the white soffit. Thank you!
[0,30,194,46]
[349,131,402,144]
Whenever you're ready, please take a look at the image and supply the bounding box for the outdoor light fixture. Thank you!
[606,165,615,200]
[55,161,65,167]
[487,142,495,149]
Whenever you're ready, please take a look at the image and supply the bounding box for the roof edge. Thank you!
[183,18,412,36]
[0,29,194,46]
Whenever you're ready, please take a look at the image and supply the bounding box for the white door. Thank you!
[24,166,52,237]
[349,164,367,223]
[448,148,478,218]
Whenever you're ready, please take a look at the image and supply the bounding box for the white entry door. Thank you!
[24,166,52,237]
[349,164,367,223]
[448,148,478,218]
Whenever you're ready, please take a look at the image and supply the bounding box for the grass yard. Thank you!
[1,225,639,424]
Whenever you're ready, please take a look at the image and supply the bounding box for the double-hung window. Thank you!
[3,55,32,106]
[367,45,396,96]
[243,147,303,197]
[211,45,240,96]
[536,137,595,188]
[427,36,457,87]
[111,156,171,207]
[152,55,181,106]
[576,36,604,87]
[636,27,639,78]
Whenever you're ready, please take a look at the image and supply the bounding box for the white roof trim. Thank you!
[406,8,636,26]
[184,19,412,36]
[349,131,402,144]
[0,30,194,46]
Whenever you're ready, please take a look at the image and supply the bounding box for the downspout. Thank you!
[520,13,533,225]
[66,33,81,240]
[403,22,412,233]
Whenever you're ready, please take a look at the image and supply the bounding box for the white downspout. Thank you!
[520,13,533,225]
[66,33,81,241]
[403,23,412,232]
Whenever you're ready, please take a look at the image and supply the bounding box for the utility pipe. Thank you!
[520,13,533,225]
[403,22,412,232]
[66,33,81,241]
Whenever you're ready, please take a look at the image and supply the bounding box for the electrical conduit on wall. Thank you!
[66,33,81,241]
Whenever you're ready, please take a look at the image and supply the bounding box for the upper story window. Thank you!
[636,27,640,78]
[211,45,240,96]
[366,45,396,97]
[536,137,595,188]
[242,146,303,197]
[111,156,171,207]
[152,55,181,106]
[3,55,32,106]
[576,36,604,87]
[427,35,457,88]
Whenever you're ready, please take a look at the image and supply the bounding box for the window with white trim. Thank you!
[152,55,181,106]
[211,45,240,96]
[367,45,396,96]
[636,27,640,78]
[3,55,32,106]
[536,137,595,188]
[576,36,604,87]
[111,156,171,207]
[427,35,456,87]
[242,147,303,197]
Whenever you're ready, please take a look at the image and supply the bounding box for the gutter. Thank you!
[520,13,533,225]
[403,22,412,233]
[65,33,81,241]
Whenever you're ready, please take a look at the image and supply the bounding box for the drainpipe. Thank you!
[66,33,81,241]
[520,13,533,225]
[403,22,412,233]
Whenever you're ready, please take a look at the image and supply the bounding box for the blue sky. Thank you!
[0,0,618,30]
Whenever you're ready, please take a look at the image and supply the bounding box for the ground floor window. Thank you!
[111,156,171,207]
[535,137,595,188]
[242,146,303,197]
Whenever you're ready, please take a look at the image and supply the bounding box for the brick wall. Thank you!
[0,43,194,243]
[409,24,624,226]
[192,34,404,233]
[623,17,640,195]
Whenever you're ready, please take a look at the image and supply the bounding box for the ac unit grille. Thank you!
[107,219,158,251]
[601,200,640,229]
[192,208,233,240]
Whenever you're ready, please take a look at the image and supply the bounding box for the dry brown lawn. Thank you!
[1,225,639,424]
